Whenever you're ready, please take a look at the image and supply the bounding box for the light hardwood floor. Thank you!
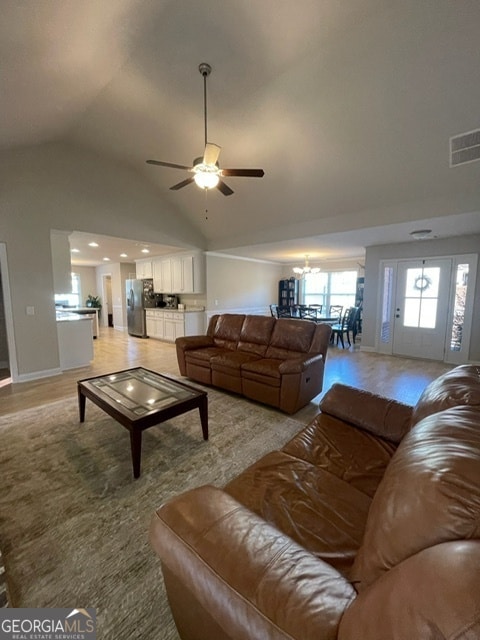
[0,327,453,419]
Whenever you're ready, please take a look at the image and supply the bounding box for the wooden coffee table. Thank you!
[77,367,208,478]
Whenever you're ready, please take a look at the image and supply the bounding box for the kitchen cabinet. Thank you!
[145,309,165,339]
[152,258,171,293]
[145,309,204,342]
[164,311,183,342]
[56,315,93,369]
[152,252,204,294]
[171,255,194,293]
[136,259,153,279]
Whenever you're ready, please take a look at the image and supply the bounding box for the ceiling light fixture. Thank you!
[292,255,320,276]
[193,163,220,189]
[120,253,128,258]
[141,248,150,254]
[409,229,432,240]
[71,248,80,253]
[103,257,110,262]
[88,242,99,247]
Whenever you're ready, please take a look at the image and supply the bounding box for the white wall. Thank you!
[74,266,97,305]
[0,141,205,379]
[206,254,281,314]
[363,234,480,361]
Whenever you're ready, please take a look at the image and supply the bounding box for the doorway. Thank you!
[378,254,477,363]
[392,259,452,360]
[102,275,114,328]
[0,243,17,384]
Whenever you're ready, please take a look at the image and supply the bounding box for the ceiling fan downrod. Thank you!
[199,63,212,148]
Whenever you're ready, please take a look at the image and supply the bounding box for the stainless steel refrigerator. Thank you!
[126,279,148,338]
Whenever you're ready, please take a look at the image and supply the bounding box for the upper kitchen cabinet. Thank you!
[152,258,171,293]
[135,258,153,279]
[51,230,72,294]
[152,252,205,294]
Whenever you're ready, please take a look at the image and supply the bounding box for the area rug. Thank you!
[0,385,304,638]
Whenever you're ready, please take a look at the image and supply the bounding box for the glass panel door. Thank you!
[392,259,452,360]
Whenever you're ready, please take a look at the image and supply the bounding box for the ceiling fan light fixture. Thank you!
[193,165,220,189]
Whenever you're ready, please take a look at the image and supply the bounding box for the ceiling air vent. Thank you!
[450,128,480,167]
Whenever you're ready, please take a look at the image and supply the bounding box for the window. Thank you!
[450,263,469,351]
[54,273,81,307]
[304,270,357,310]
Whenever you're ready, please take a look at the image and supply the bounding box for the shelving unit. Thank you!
[278,278,298,307]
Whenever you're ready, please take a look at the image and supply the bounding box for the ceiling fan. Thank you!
[146,63,264,196]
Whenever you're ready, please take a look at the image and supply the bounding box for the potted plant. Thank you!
[85,295,102,312]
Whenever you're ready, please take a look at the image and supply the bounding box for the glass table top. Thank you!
[81,368,199,416]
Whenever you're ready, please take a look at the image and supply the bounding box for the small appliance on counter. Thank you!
[165,294,179,309]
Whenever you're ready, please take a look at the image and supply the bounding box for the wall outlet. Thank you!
[26,306,35,316]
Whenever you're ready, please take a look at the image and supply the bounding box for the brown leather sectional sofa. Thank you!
[175,313,331,414]
[150,364,480,640]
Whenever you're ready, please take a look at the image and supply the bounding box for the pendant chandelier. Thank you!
[292,255,320,276]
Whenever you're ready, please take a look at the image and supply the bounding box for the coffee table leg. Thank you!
[78,388,86,423]
[130,430,142,479]
[199,396,208,440]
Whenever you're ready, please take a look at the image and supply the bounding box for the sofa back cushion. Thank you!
[350,405,480,591]
[211,314,246,350]
[411,364,480,427]
[265,319,316,359]
[238,315,275,356]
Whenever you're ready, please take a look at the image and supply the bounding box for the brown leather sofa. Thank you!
[175,313,331,414]
[150,364,480,640]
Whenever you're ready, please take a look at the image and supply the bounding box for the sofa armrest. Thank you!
[319,383,413,444]
[150,485,356,640]
[279,353,323,374]
[175,335,214,375]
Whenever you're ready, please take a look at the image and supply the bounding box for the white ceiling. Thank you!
[3,0,480,265]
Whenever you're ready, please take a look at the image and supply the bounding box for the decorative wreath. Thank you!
[413,274,432,291]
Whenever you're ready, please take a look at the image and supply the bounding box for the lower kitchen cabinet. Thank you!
[145,310,204,342]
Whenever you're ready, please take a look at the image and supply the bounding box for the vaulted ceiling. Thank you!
[2,0,480,264]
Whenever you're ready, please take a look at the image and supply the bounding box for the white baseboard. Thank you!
[14,367,62,383]
[359,345,377,352]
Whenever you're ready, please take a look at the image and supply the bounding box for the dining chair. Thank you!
[328,305,343,322]
[299,306,320,320]
[330,307,359,348]
[276,305,292,318]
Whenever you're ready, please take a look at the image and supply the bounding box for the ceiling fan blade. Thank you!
[216,180,234,196]
[170,177,195,191]
[203,143,221,166]
[220,168,265,177]
[146,160,192,170]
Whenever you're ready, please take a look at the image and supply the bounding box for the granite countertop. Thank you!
[56,312,93,322]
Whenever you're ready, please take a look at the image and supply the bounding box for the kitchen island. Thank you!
[56,312,94,370]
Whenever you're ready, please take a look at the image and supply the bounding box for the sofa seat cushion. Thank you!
[224,450,372,577]
[241,358,284,387]
[351,405,480,592]
[282,415,397,499]
[185,346,231,366]
[210,351,262,375]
